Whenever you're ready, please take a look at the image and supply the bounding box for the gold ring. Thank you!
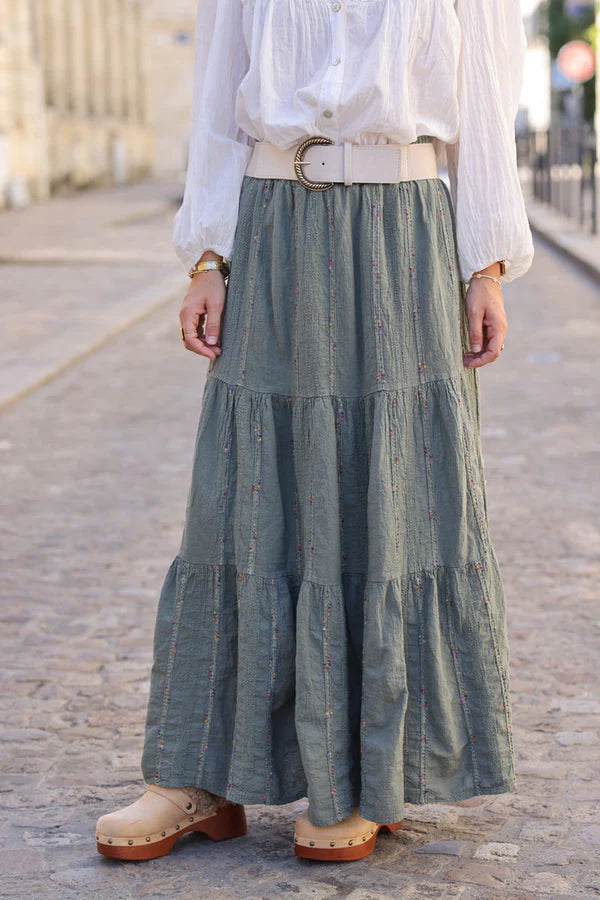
[180,326,185,341]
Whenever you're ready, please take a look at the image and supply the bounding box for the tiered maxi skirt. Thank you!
[141,136,516,828]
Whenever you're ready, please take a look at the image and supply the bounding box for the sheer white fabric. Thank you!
[174,0,534,284]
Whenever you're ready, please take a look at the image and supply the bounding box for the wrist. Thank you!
[472,260,505,279]
[198,250,223,264]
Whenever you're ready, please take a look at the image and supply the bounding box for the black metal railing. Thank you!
[517,122,598,235]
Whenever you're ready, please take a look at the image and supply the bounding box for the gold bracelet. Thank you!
[468,273,502,287]
[188,259,230,279]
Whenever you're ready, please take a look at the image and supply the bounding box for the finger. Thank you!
[467,304,484,354]
[475,330,504,367]
[180,303,201,334]
[203,306,222,347]
[183,332,220,359]
[180,311,221,359]
[180,302,221,359]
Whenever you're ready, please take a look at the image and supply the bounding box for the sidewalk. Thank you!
[0,180,187,410]
[524,192,600,285]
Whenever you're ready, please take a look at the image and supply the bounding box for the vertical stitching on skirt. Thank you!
[359,585,368,814]
[293,186,300,396]
[195,564,223,784]
[307,404,316,576]
[238,180,270,385]
[371,187,386,384]
[263,579,278,802]
[153,559,188,783]
[322,588,341,820]
[405,182,440,568]
[413,575,428,802]
[326,189,337,395]
[290,401,303,577]
[455,381,490,554]
[389,392,401,557]
[443,569,482,791]
[246,397,263,574]
[473,559,515,762]
[334,398,347,572]
[226,572,245,795]
[216,385,235,565]
[436,182,457,281]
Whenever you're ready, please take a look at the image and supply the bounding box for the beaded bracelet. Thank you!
[467,273,502,287]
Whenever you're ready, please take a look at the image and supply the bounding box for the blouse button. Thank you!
[331,57,341,66]
[331,1,341,10]
[322,109,333,119]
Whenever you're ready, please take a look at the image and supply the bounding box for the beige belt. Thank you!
[244,136,438,191]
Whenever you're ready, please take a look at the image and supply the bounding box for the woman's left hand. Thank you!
[462,277,508,369]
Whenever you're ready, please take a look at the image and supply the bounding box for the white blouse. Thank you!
[174,0,535,285]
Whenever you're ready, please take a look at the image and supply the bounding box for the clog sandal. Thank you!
[294,807,402,861]
[96,784,247,860]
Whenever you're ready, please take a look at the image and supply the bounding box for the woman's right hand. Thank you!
[179,255,226,360]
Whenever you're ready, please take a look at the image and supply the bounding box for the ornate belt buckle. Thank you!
[293,136,334,191]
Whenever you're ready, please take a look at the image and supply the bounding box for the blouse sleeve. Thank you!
[446,0,534,284]
[173,0,255,272]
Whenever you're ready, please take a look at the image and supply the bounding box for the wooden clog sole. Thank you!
[96,802,247,861]
[294,820,403,862]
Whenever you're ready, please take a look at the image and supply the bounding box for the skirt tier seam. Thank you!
[206,370,469,402]
[172,551,500,587]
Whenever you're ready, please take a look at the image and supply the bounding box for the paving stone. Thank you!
[443,862,509,888]
[384,886,466,899]
[574,825,600,844]
[536,849,572,866]
[512,761,568,779]
[518,822,565,841]
[414,840,467,856]
[0,848,46,874]
[22,829,89,847]
[473,842,520,860]
[402,805,459,825]
[523,872,574,894]
[450,796,489,808]
[547,698,600,714]
[555,731,598,745]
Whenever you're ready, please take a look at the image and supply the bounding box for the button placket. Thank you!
[317,0,347,135]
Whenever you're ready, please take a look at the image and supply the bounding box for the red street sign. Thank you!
[557,40,595,83]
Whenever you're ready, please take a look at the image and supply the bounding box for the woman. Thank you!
[96,0,534,863]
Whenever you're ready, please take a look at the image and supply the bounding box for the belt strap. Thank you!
[245,139,438,185]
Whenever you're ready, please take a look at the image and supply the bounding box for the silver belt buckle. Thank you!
[293,136,334,191]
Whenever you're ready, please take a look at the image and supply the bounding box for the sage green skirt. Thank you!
[141,136,516,827]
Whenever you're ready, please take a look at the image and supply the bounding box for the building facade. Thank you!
[144,0,197,179]
[0,0,153,208]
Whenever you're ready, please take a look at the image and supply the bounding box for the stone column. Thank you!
[122,0,138,122]
[105,0,124,119]
[86,0,107,119]
[0,0,11,203]
[44,0,68,110]
[66,0,87,116]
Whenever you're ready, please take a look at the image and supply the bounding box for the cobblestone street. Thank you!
[0,221,599,898]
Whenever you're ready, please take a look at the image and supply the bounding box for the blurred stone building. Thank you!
[0,0,197,210]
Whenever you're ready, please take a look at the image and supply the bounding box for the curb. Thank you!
[0,273,184,413]
[525,199,600,287]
